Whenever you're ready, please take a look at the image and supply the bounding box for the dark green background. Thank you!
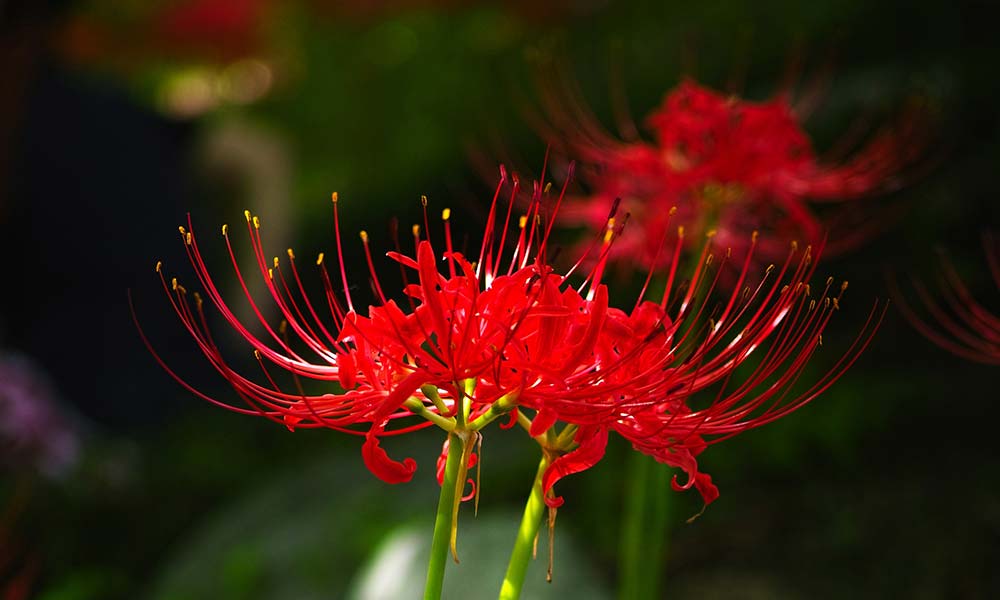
[1,1,997,597]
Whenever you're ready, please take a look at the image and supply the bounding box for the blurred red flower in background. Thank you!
[536,78,925,272]
[892,233,1000,365]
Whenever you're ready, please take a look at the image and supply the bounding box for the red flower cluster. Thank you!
[137,167,884,510]
[541,78,923,269]
[892,233,1000,365]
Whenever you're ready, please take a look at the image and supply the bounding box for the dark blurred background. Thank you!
[1,0,997,598]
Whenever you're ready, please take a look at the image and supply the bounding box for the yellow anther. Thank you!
[752,230,759,243]
[669,206,678,215]
[412,224,420,237]
[706,229,717,238]
[244,209,252,222]
[603,228,614,243]
[442,208,451,221]
[316,252,325,265]
[726,247,732,258]
[809,299,816,311]
[287,248,295,260]
[279,320,288,335]
[705,254,714,266]
[222,224,229,236]
[832,298,841,310]
[360,230,369,243]
[155,261,162,273]
[331,192,339,203]
[818,334,823,347]
[177,284,187,295]
[421,195,428,207]
[781,284,790,294]
[841,281,849,291]
[826,276,834,286]
[678,226,685,238]
[543,182,552,194]
[766,264,775,275]
[518,215,528,229]
[185,232,192,245]
[252,215,260,229]
[193,291,203,310]
[178,226,187,236]
[254,349,262,360]
[790,240,799,251]
[171,277,178,290]
[804,284,811,296]
[273,257,280,268]
[268,268,273,280]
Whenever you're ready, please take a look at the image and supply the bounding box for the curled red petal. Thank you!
[461,478,477,502]
[648,443,720,508]
[435,438,479,502]
[541,427,609,508]
[500,407,519,430]
[362,434,417,484]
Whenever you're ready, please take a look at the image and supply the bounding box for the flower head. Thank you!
[536,77,924,271]
[891,233,1000,365]
[137,166,884,513]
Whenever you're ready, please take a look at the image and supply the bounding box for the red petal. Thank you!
[646,444,720,508]
[337,350,356,390]
[541,427,609,508]
[362,434,417,484]
[530,406,559,437]
[435,438,479,501]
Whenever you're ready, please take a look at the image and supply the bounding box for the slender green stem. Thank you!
[619,452,672,600]
[468,392,518,431]
[424,432,465,600]
[405,397,456,431]
[499,454,552,600]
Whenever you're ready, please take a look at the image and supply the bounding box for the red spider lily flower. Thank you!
[135,165,883,518]
[531,228,885,512]
[535,77,924,271]
[890,233,1000,365]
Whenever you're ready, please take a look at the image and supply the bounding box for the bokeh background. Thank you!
[1,0,998,598]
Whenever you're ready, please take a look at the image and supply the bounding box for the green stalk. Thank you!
[499,454,552,600]
[619,452,672,599]
[424,432,465,600]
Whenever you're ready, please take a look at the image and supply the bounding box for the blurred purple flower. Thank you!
[0,352,80,479]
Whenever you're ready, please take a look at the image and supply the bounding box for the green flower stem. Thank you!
[404,397,456,431]
[468,392,518,431]
[619,452,672,600]
[420,384,450,415]
[499,454,552,600]
[424,431,466,600]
